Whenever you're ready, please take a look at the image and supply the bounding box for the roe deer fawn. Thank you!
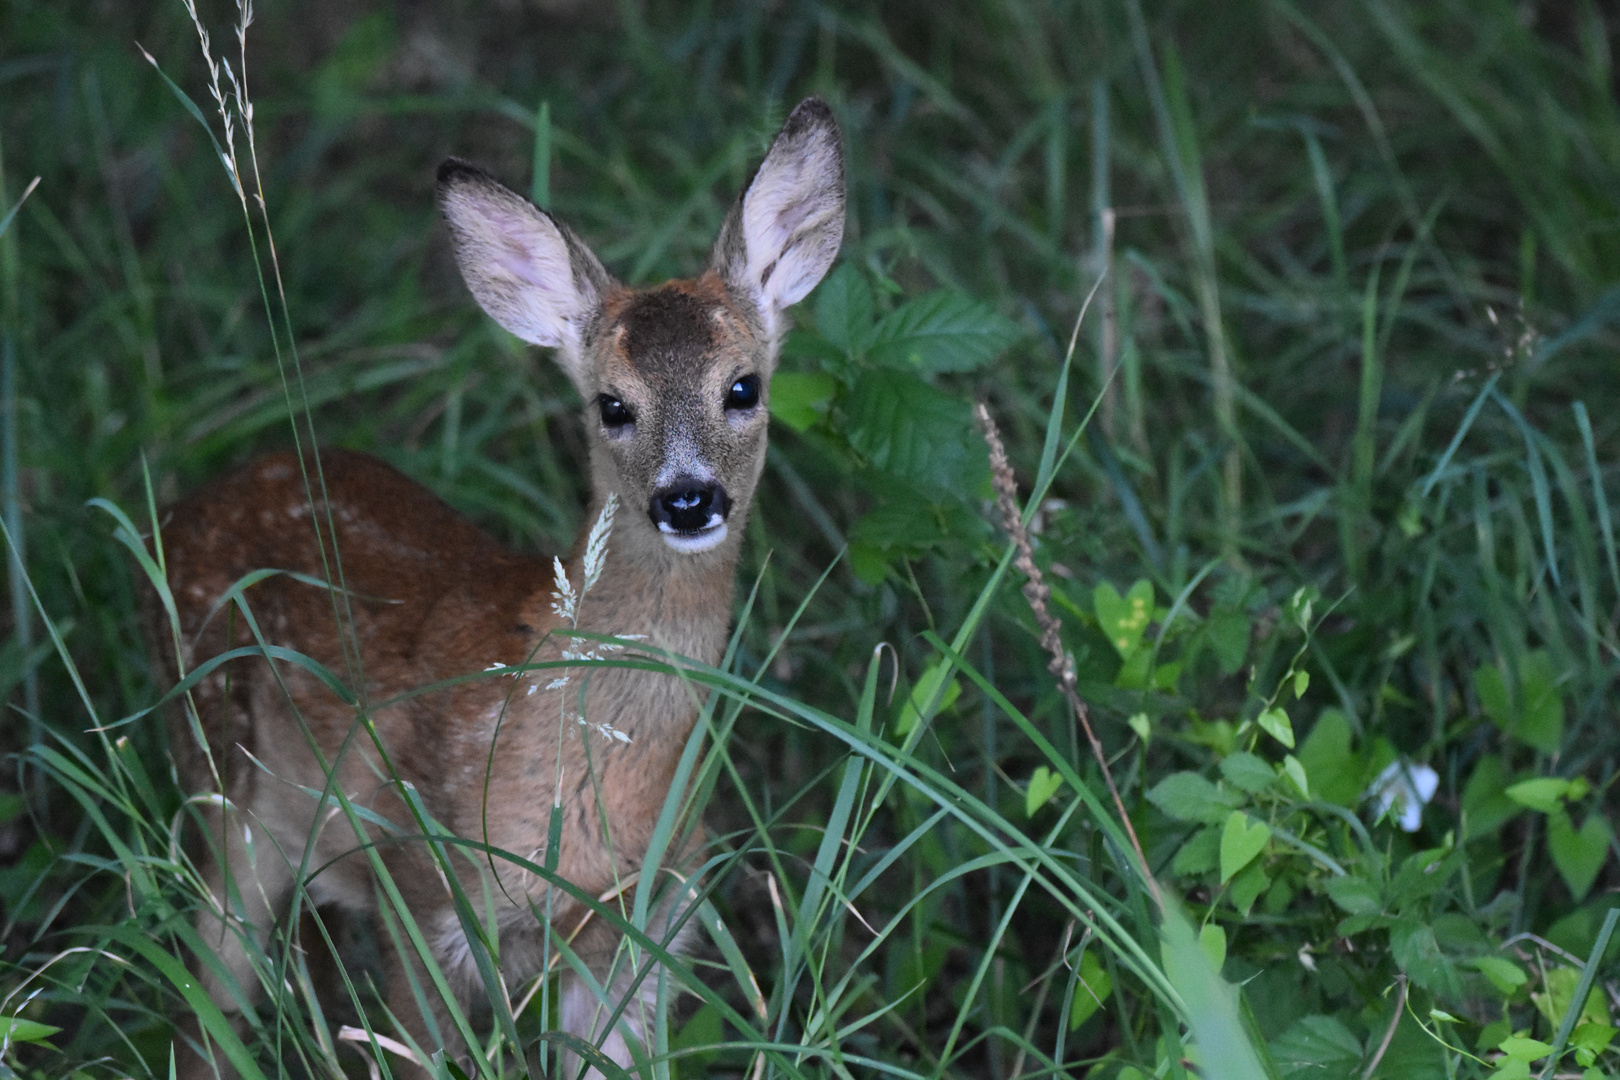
[153,98,844,1078]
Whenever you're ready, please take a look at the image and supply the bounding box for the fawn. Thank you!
[153,98,844,1077]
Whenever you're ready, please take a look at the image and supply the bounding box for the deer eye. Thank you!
[724,374,761,411]
[598,395,633,428]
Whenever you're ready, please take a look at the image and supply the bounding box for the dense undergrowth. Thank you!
[2,1,1619,1077]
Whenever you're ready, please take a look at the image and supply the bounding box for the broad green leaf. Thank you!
[1297,708,1362,806]
[844,367,984,493]
[1095,579,1154,659]
[1498,1036,1553,1062]
[1547,808,1613,902]
[768,371,837,432]
[1172,826,1222,876]
[868,289,1023,373]
[1229,860,1269,916]
[1068,949,1114,1030]
[1148,772,1240,824]
[1473,649,1565,752]
[813,262,876,356]
[1257,706,1295,749]
[1293,669,1310,698]
[1324,875,1382,916]
[1219,811,1270,883]
[1219,751,1275,794]
[1025,765,1064,818]
[1471,956,1528,995]
[1505,777,1573,813]
[1462,754,1521,840]
[1270,1014,1362,1079]
[1392,920,1459,996]
[1206,607,1250,674]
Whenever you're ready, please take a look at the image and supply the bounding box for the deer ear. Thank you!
[438,160,611,394]
[711,98,846,348]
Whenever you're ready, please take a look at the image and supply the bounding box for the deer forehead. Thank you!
[594,277,759,394]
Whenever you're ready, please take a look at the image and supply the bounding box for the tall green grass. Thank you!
[2,1,1619,1078]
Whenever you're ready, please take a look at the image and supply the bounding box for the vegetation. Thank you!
[2,0,1618,1077]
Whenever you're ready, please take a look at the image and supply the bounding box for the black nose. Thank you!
[649,478,731,535]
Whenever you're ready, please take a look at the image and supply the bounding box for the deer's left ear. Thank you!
[711,98,846,348]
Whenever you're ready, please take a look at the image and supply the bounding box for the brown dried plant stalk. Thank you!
[975,403,1162,909]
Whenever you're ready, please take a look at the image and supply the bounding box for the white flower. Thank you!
[1365,761,1439,832]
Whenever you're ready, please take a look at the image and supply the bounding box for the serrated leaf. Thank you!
[1271,1014,1362,1077]
[813,262,876,356]
[1148,772,1240,824]
[1025,765,1063,818]
[868,289,1022,373]
[845,367,982,493]
[1219,811,1270,883]
[768,371,838,432]
[1220,751,1276,794]
[1325,874,1382,915]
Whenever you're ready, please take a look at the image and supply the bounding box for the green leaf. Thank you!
[1293,669,1310,698]
[1473,649,1565,753]
[1392,920,1459,996]
[1095,579,1154,659]
[844,367,984,493]
[1463,754,1522,840]
[1127,711,1152,746]
[1198,923,1227,971]
[895,661,960,737]
[1505,777,1573,814]
[0,1017,62,1044]
[1219,751,1276,794]
[1471,956,1529,995]
[1498,1036,1553,1062]
[1219,811,1270,883]
[1172,826,1222,876]
[813,262,876,356]
[1297,708,1362,806]
[867,290,1023,373]
[1025,765,1064,818]
[1148,772,1240,824]
[1067,949,1114,1030]
[768,371,838,432]
[1547,807,1612,901]
[1257,706,1295,749]
[1229,860,1269,916]
[1271,1014,1363,1079]
[1324,874,1383,916]
[1282,755,1310,799]
[1206,607,1250,674]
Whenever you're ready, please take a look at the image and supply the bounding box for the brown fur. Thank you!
[154,99,844,1078]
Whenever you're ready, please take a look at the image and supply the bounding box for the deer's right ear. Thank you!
[438,160,610,392]
[711,98,846,351]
